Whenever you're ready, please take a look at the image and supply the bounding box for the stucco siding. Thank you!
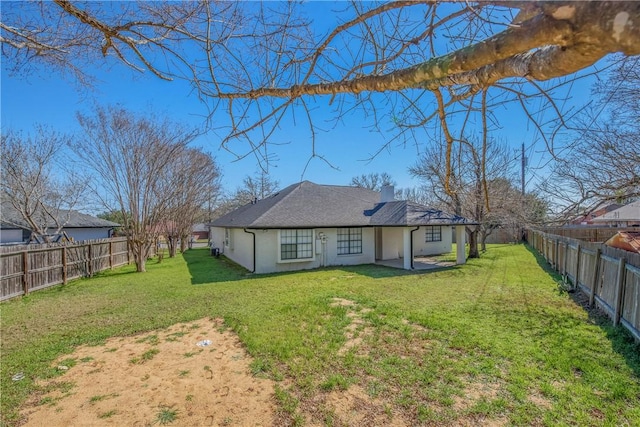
[0,229,23,244]
[0,228,113,243]
[212,225,452,274]
[210,227,226,251]
[65,228,113,242]
[213,227,378,274]
[229,228,255,271]
[210,227,255,271]
[380,228,403,260]
[254,229,318,274]
[319,228,375,268]
[413,226,453,256]
[254,228,375,274]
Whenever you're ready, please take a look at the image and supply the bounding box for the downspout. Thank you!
[243,229,256,273]
[410,226,420,269]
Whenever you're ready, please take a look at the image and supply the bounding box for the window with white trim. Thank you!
[425,226,442,242]
[280,229,314,260]
[337,228,363,255]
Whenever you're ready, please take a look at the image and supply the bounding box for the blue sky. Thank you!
[1,54,430,191]
[1,2,602,202]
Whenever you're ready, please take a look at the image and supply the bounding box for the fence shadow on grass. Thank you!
[524,243,563,280]
[525,243,640,379]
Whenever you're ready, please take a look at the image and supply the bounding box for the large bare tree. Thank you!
[1,127,86,242]
[72,106,202,272]
[3,1,639,204]
[213,170,280,218]
[350,173,395,192]
[410,138,522,257]
[541,56,640,221]
[161,147,221,257]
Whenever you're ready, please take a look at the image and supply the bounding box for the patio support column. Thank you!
[403,227,412,270]
[455,225,466,265]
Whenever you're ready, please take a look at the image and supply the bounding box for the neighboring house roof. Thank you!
[605,231,640,254]
[571,203,623,225]
[192,223,209,232]
[591,201,640,223]
[0,200,119,230]
[211,181,474,229]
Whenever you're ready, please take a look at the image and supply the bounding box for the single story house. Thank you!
[571,203,623,225]
[192,223,209,241]
[210,181,475,274]
[0,200,119,244]
[591,201,640,227]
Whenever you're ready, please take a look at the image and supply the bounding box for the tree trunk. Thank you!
[132,241,153,272]
[467,227,480,258]
[167,236,178,257]
[133,246,146,272]
[480,230,488,252]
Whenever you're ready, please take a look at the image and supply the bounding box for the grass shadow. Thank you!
[182,248,250,284]
[524,243,563,281]
[525,243,640,379]
[337,262,457,279]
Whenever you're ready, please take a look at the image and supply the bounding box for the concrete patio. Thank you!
[376,256,455,271]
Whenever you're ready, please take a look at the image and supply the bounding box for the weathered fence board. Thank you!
[529,229,640,342]
[0,238,130,301]
[536,227,638,243]
[622,265,640,340]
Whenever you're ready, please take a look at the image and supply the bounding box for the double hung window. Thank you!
[425,226,442,242]
[337,228,362,255]
[280,229,314,260]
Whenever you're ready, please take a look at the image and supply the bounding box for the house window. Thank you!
[425,226,442,242]
[280,229,314,260]
[224,228,231,247]
[337,228,362,255]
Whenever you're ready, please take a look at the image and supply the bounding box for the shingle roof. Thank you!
[211,181,475,228]
[368,200,471,226]
[605,231,640,254]
[592,201,640,222]
[0,200,120,229]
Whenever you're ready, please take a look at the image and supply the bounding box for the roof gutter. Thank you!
[410,226,420,269]
[243,228,256,273]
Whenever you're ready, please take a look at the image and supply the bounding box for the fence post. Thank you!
[62,246,68,284]
[22,251,29,296]
[562,242,568,276]
[574,243,581,290]
[109,240,114,269]
[88,243,93,277]
[589,248,601,307]
[613,258,626,326]
[554,238,559,271]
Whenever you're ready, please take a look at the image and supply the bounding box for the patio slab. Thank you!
[376,257,455,271]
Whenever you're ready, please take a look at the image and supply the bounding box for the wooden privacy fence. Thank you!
[0,237,130,301]
[529,229,640,341]
[536,226,638,243]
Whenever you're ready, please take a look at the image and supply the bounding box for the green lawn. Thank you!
[1,244,639,426]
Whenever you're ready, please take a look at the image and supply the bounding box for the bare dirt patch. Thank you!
[329,298,373,356]
[322,385,407,427]
[19,318,276,426]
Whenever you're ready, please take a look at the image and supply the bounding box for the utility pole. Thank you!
[521,142,526,196]
[520,142,526,243]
